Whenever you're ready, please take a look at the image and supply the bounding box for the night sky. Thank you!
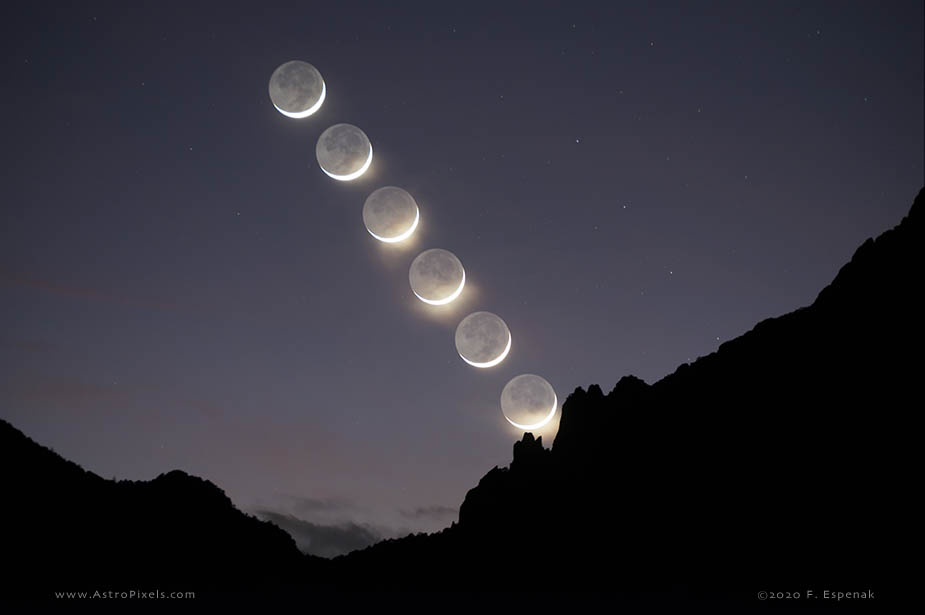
[2,2,922,553]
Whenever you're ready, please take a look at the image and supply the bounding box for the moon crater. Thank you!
[316,123,372,181]
[455,312,511,368]
[409,249,465,305]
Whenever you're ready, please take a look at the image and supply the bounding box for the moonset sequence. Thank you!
[270,60,557,432]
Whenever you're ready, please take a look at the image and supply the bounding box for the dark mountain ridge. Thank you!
[332,188,922,603]
[0,418,320,596]
[1,188,921,608]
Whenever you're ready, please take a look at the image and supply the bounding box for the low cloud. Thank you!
[400,505,458,521]
[283,495,355,516]
[255,510,380,559]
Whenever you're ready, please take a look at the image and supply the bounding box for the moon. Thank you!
[455,312,511,368]
[363,187,420,243]
[268,61,325,118]
[316,124,373,181]
[409,249,465,305]
[500,374,558,430]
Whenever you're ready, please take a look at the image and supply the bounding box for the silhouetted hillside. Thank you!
[0,419,321,599]
[2,188,920,609]
[330,188,923,607]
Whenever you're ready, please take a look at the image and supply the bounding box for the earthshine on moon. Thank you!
[268,61,325,118]
[363,187,420,243]
[316,123,373,181]
[409,249,465,305]
[455,312,511,368]
[500,374,558,430]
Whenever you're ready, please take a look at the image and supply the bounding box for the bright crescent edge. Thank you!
[412,268,466,306]
[504,393,558,431]
[321,140,373,181]
[459,330,512,368]
[273,80,326,119]
[367,206,420,243]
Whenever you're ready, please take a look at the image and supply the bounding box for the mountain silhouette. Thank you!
[1,188,920,609]
[330,187,923,606]
[0,418,322,599]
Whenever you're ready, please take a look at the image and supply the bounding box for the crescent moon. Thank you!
[272,81,326,119]
[412,269,465,305]
[504,393,557,431]
[367,205,419,243]
[322,142,373,181]
[459,331,511,368]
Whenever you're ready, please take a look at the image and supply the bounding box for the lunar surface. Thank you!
[363,187,420,242]
[500,374,557,430]
[408,249,465,305]
[268,61,325,118]
[316,123,373,181]
[455,312,511,368]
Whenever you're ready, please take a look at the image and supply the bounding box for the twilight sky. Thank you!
[1,1,922,554]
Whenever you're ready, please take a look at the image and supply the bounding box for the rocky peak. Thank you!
[511,432,547,470]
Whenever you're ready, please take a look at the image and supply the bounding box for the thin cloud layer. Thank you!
[400,505,458,521]
[255,510,380,559]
